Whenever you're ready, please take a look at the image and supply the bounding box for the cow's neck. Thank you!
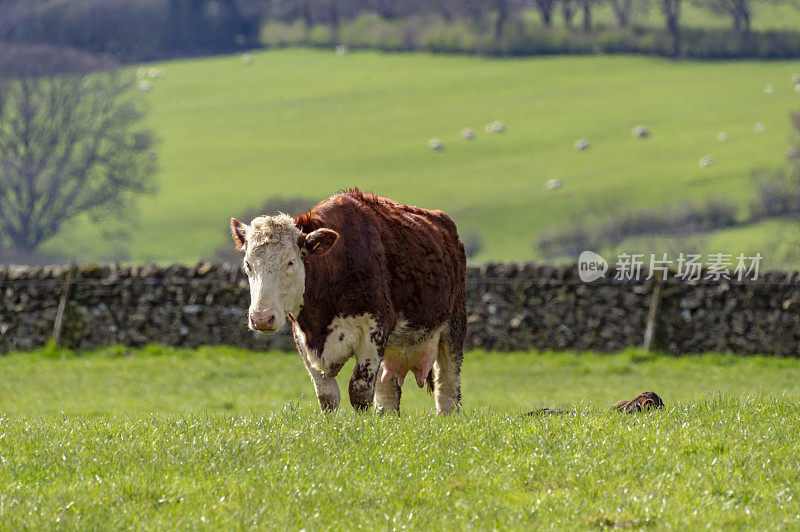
[295,261,345,355]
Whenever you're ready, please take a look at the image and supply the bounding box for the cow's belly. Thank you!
[381,321,443,388]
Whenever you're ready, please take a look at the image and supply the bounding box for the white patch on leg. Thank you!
[295,324,340,410]
[351,333,381,397]
[296,314,378,376]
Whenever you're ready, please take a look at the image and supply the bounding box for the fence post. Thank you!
[643,270,663,351]
[52,260,76,351]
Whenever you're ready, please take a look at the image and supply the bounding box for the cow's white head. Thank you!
[231,214,338,333]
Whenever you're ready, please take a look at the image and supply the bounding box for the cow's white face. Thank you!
[230,214,338,333]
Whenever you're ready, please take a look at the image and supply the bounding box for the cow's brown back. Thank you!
[295,188,466,351]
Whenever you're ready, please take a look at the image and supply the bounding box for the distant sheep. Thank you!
[138,80,152,92]
[574,138,590,151]
[485,121,505,134]
[716,132,728,142]
[428,138,443,151]
[335,45,349,55]
[545,178,562,190]
[461,128,475,140]
[699,155,715,168]
[631,125,649,138]
[242,53,253,65]
[753,122,765,133]
[764,85,774,94]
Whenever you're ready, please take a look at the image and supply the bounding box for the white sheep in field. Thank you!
[699,155,715,168]
[461,128,475,140]
[428,138,443,151]
[717,132,728,142]
[764,85,774,94]
[545,178,562,190]
[242,53,252,65]
[753,122,765,133]
[335,45,349,55]
[138,80,152,92]
[631,125,649,138]
[484,121,505,134]
[574,138,589,151]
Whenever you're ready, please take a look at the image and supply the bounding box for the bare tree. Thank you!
[562,0,577,27]
[533,0,558,26]
[434,0,489,22]
[492,0,514,41]
[609,0,634,27]
[581,0,594,31]
[0,45,157,253]
[694,0,759,38]
[662,0,682,55]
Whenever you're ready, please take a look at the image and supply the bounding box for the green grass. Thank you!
[40,49,800,267]
[1,346,800,528]
[3,345,800,414]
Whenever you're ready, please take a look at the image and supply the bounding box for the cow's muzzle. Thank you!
[250,310,281,333]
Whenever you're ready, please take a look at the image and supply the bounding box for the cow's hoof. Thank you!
[317,396,339,411]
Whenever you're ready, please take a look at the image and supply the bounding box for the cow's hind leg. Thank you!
[375,376,402,413]
[433,337,462,414]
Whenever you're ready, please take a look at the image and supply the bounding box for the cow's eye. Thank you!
[286,260,294,269]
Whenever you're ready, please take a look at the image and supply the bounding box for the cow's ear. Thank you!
[230,218,248,251]
[299,228,339,257]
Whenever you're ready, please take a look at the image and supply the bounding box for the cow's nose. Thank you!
[250,310,278,331]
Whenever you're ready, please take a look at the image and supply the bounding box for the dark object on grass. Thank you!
[611,391,665,413]
[527,407,585,415]
[526,391,665,416]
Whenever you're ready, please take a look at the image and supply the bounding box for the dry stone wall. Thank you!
[1,262,799,355]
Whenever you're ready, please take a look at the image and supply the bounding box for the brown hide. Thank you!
[294,188,467,359]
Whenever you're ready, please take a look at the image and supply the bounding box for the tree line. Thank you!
[0,0,796,62]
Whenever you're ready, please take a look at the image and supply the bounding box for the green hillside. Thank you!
[42,49,800,266]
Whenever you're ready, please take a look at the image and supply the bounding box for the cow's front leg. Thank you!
[348,351,380,411]
[299,348,340,411]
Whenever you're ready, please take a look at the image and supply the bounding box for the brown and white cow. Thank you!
[230,188,466,413]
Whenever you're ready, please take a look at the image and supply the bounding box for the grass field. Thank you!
[1,345,800,528]
[40,49,800,267]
